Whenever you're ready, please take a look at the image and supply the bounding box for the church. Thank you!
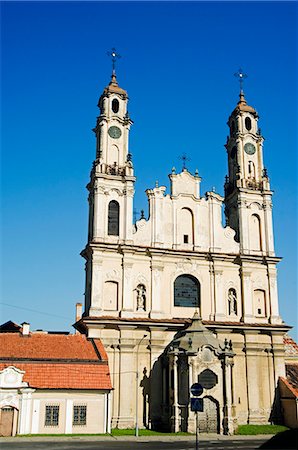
[74,56,290,434]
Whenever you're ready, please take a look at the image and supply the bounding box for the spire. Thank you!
[107,47,121,78]
[234,68,247,96]
[231,68,257,116]
[101,48,127,98]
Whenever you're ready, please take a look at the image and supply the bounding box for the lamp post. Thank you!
[135,334,147,437]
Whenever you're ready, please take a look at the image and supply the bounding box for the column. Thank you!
[267,265,281,324]
[19,389,35,434]
[214,269,225,321]
[89,254,103,316]
[150,263,164,318]
[93,181,106,240]
[149,329,166,429]
[208,260,216,320]
[173,352,179,432]
[238,199,249,253]
[121,260,133,315]
[124,182,134,243]
[244,333,263,423]
[65,399,73,434]
[118,336,135,428]
[263,195,275,256]
[241,267,254,323]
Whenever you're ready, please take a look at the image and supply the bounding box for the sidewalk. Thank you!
[0,434,274,443]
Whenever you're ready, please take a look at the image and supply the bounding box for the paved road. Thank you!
[0,437,274,450]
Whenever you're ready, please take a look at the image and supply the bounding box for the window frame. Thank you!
[45,405,60,427]
[73,404,87,426]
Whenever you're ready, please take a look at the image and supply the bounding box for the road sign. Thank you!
[190,382,203,396]
[191,397,203,412]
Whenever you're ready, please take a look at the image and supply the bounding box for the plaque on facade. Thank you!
[198,369,218,389]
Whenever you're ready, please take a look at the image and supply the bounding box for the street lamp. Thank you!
[135,334,147,437]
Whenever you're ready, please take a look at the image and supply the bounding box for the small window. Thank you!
[245,117,252,131]
[45,405,59,426]
[73,405,87,426]
[230,146,237,159]
[112,99,119,113]
[108,200,119,236]
[183,234,189,244]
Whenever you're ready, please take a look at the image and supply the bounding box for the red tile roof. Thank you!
[0,362,111,390]
[0,332,108,361]
[0,333,111,390]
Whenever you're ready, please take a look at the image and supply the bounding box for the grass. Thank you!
[16,425,289,438]
[235,425,289,435]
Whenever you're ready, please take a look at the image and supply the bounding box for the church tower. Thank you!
[83,50,135,315]
[224,71,274,257]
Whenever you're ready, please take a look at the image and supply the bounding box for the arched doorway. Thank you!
[0,406,18,436]
[198,396,219,433]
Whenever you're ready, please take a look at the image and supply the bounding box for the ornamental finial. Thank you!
[234,68,247,94]
[107,47,121,76]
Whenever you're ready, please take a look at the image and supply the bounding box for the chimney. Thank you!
[75,303,83,335]
[75,302,83,323]
[21,322,30,336]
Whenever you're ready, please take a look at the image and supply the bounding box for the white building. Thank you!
[74,67,290,434]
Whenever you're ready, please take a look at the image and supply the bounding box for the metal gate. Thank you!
[198,397,219,433]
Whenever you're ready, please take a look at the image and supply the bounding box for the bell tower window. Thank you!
[108,200,120,236]
[245,117,252,131]
[112,99,119,113]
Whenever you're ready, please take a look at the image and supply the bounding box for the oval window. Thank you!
[245,117,252,131]
[112,99,119,113]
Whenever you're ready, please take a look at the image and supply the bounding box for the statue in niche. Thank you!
[228,288,237,315]
[136,284,146,311]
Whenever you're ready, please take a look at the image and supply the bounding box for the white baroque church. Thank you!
[75,63,290,434]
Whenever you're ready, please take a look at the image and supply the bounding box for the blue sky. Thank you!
[1,1,297,338]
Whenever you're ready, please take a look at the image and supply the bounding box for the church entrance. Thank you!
[0,407,16,436]
[198,396,219,433]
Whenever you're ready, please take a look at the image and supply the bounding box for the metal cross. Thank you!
[234,68,247,93]
[179,153,190,170]
[107,48,121,74]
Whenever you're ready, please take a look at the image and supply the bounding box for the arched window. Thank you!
[179,208,194,245]
[103,281,118,310]
[174,275,200,307]
[108,200,119,236]
[250,214,262,251]
[112,98,119,113]
[245,117,252,131]
[254,289,266,317]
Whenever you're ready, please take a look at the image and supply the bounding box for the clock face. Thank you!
[244,143,256,155]
[108,126,122,139]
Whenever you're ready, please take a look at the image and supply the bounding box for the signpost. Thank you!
[190,383,204,450]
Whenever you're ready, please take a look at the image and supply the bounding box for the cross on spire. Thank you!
[234,68,247,94]
[107,47,121,75]
[179,153,190,171]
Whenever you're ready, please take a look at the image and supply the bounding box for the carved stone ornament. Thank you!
[0,366,28,389]
[105,268,120,282]
[224,227,236,239]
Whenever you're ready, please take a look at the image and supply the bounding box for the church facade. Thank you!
[75,66,290,434]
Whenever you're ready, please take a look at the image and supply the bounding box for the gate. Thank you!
[0,407,15,436]
[198,396,219,433]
